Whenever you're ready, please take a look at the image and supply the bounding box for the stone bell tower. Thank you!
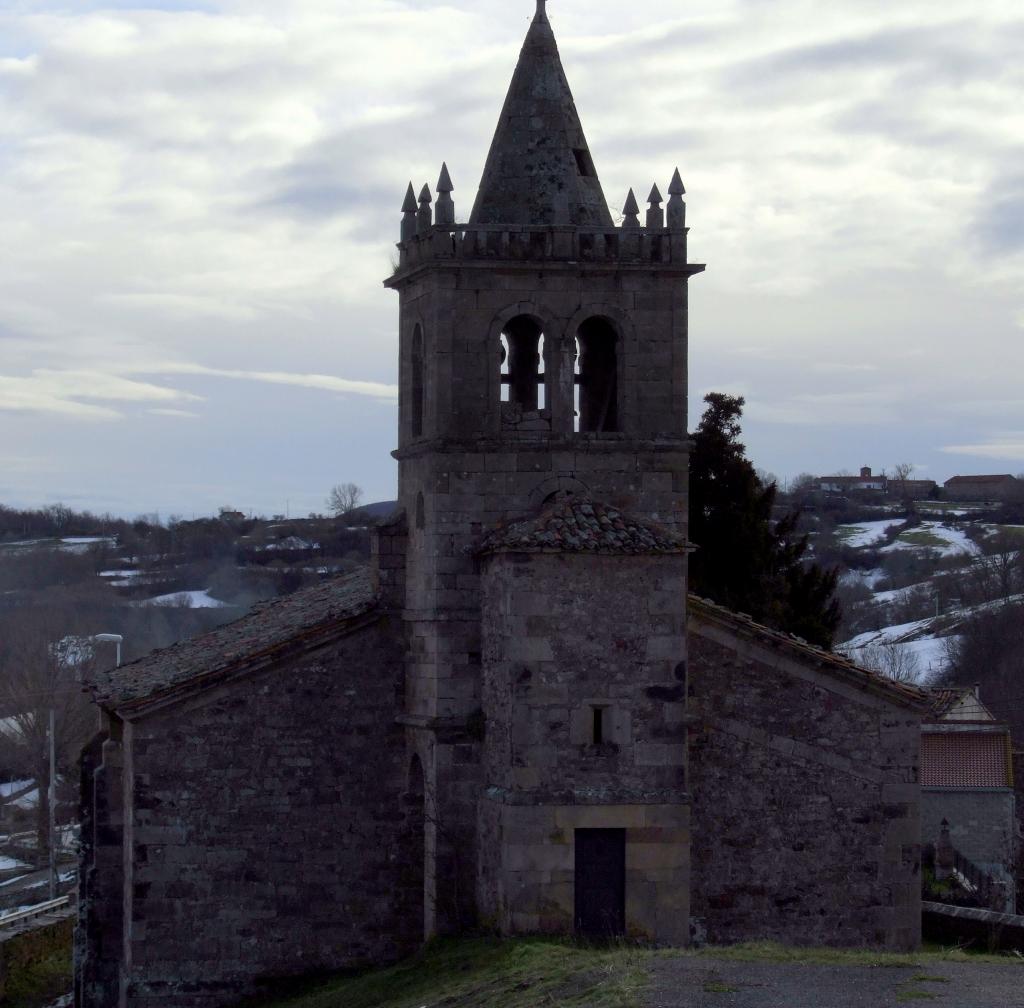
[385,0,703,940]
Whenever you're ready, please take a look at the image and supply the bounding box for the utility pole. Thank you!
[48,708,57,900]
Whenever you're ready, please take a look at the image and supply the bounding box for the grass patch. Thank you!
[896,991,938,1002]
[895,531,946,549]
[3,946,73,1008]
[910,974,950,983]
[991,525,1024,540]
[703,981,739,993]
[688,941,921,968]
[687,940,1024,968]
[239,937,652,1008]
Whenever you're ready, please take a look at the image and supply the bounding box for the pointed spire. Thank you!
[402,182,418,213]
[667,169,686,232]
[400,182,417,242]
[468,7,612,227]
[621,188,640,229]
[536,0,548,23]
[417,183,433,234]
[435,162,455,225]
[646,184,665,230]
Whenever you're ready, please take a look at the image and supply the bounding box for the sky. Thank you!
[0,0,1022,518]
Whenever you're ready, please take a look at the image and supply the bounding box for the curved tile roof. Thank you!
[479,498,688,555]
[688,594,931,711]
[86,568,377,710]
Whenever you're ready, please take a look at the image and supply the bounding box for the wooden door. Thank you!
[574,828,626,938]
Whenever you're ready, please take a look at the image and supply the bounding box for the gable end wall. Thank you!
[105,617,414,1008]
[688,621,922,950]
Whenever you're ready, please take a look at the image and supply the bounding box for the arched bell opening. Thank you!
[575,317,619,433]
[500,315,546,411]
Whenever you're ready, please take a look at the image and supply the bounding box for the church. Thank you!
[76,4,927,1006]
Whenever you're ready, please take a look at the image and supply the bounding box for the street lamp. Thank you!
[93,633,123,667]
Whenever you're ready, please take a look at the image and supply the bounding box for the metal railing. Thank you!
[923,842,1005,912]
[0,896,72,931]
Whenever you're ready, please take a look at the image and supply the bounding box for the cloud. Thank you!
[148,407,201,418]
[0,0,1022,513]
[940,436,1024,463]
[0,370,199,419]
[975,174,1024,256]
[0,362,397,421]
[146,364,398,400]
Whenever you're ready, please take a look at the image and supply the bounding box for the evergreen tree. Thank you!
[689,393,841,648]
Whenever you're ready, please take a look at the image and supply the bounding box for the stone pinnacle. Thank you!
[401,183,417,214]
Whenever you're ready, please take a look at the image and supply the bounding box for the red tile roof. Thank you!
[944,475,1017,486]
[921,731,1012,788]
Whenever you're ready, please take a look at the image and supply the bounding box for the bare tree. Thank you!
[860,642,923,684]
[890,462,915,502]
[327,483,364,517]
[0,606,98,860]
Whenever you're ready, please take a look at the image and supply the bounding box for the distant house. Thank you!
[816,466,887,495]
[889,479,937,501]
[921,687,1017,912]
[943,475,1021,503]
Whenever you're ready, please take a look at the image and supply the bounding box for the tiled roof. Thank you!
[945,475,1017,485]
[921,731,1012,788]
[479,498,688,555]
[86,569,377,710]
[688,595,931,711]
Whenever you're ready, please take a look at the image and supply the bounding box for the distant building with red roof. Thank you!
[943,474,1021,503]
[921,687,1017,911]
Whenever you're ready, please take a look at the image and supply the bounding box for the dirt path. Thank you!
[647,955,1024,1007]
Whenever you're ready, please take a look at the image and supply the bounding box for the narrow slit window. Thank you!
[537,334,546,410]
[573,337,582,432]
[592,707,605,746]
[411,325,424,438]
[499,334,511,403]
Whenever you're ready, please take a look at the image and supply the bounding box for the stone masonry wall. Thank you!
[76,731,125,1008]
[115,616,416,1008]
[688,621,922,951]
[479,550,690,944]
